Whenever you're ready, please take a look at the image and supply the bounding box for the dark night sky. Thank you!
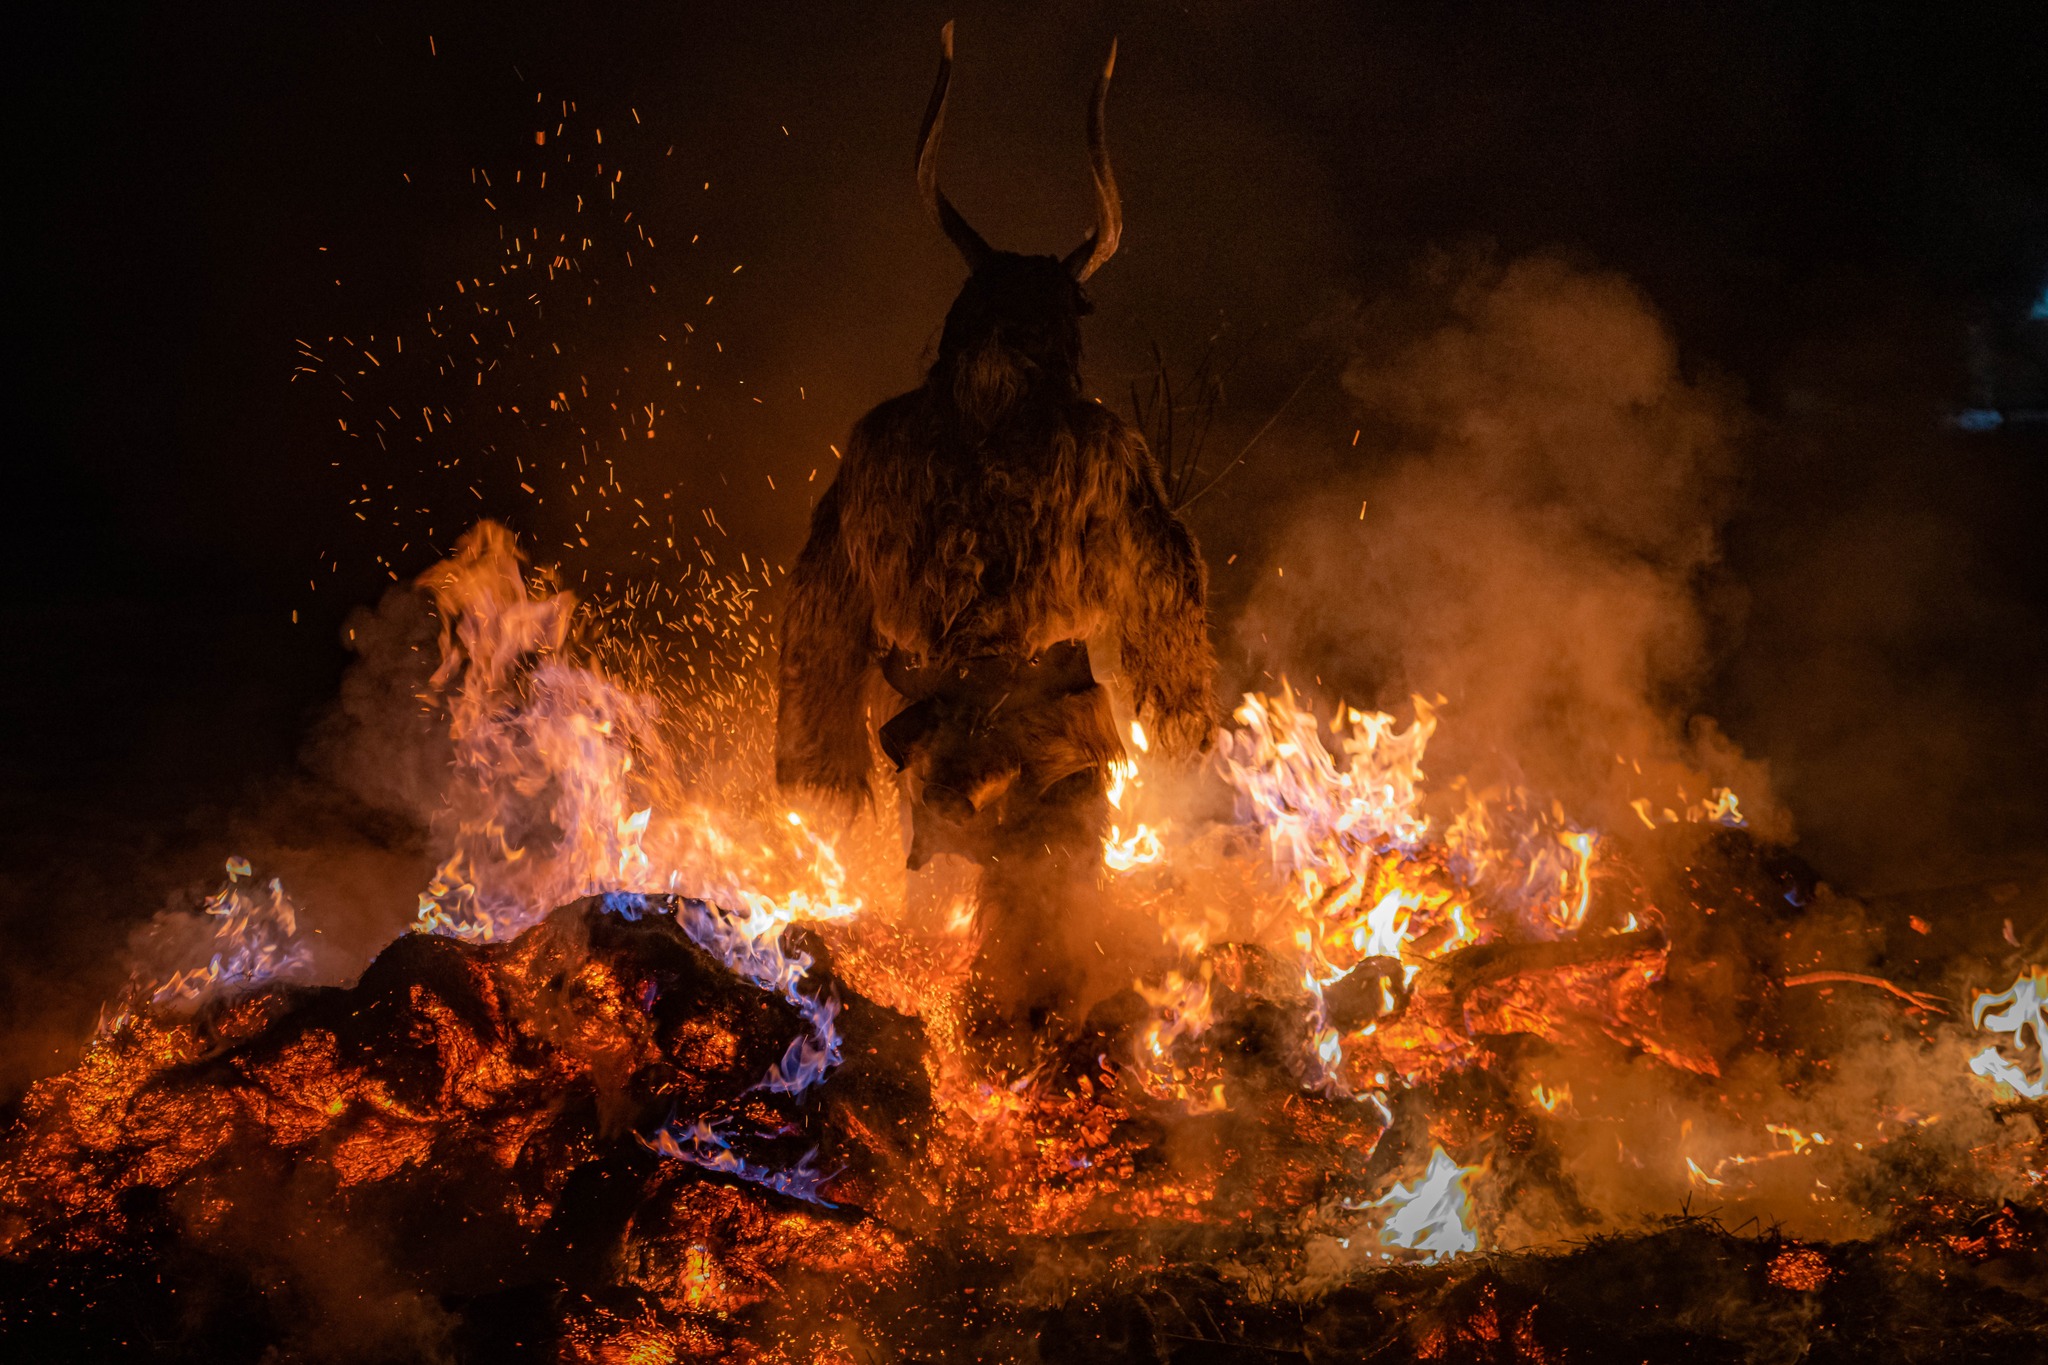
[3,2,2044,1080]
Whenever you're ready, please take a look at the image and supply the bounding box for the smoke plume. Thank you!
[1237,253,1784,837]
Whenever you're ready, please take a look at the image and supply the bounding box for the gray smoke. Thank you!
[1235,253,1785,837]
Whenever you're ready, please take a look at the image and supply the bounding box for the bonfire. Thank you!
[2,523,2042,1363]
[4,18,2043,1363]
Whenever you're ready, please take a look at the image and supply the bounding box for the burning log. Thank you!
[1319,928,1672,1036]
[1419,926,1669,1005]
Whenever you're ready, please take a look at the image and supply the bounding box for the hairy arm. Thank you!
[775,476,878,804]
[1109,421,1218,757]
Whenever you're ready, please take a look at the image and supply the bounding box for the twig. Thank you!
[1782,972,1948,1015]
[1178,364,1321,511]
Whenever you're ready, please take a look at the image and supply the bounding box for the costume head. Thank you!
[916,23,1121,423]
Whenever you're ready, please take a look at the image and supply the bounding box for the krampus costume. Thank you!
[775,26,1216,1031]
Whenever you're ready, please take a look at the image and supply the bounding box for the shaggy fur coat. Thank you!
[776,381,1215,805]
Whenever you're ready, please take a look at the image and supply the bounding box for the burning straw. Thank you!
[3,518,2041,1361]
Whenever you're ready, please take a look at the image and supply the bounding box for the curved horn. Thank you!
[1062,38,1122,282]
[917,21,993,270]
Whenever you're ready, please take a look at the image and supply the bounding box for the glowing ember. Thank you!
[1767,1246,1831,1291]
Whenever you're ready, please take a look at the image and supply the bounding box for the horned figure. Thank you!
[776,24,1217,1032]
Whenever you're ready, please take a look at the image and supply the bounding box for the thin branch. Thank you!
[1782,972,1949,1015]
[1176,364,1321,512]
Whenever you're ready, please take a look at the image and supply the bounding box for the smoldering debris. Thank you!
[2,881,2043,1363]
[4,515,2041,1362]
[1,895,929,1363]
